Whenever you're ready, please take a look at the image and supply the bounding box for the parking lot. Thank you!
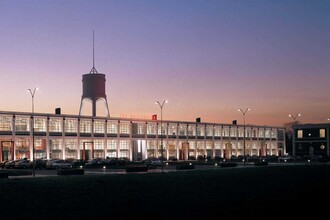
[2,160,316,179]
[1,163,330,220]
[1,154,329,179]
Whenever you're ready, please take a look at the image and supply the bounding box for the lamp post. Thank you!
[289,113,301,157]
[27,88,38,177]
[155,100,168,173]
[238,108,250,165]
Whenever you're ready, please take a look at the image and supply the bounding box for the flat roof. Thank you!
[294,123,330,129]
[0,110,285,129]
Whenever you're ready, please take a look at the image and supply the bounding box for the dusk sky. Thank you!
[0,0,329,127]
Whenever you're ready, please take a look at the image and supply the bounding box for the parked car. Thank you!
[4,160,18,169]
[108,157,128,166]
[45,159,60,169]
[34,158,48,169]
[278,156,294,162]
[143,157,163,167]
[46,159,72,169]
[71,159,88,168]
[0,160,8,169]
[84,158,105,168]
[14,159,32,169]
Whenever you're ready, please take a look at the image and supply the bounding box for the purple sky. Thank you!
[0,0,329,127]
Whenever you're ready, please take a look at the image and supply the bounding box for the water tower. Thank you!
[79,32,110,117]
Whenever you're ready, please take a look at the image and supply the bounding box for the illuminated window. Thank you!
[197,125,205,136]
[206,142,213,149]
[94,140,104,150]
[214,126,221,137]
[107,121,117,134]
[49,118,62,132]
[188,141,195,149]
[34,117,47,132]
[65,139,77,150]
[197,141,204,151]
[297,130,303,138]
[94,120,105,133]
[50,139,62,150]
[320,129,326,138]
[0,115,12,131]
[230,127,237,137]
[137,123,145,135]
[252,129,258,138]
[206,126,213,137]
[119,140,129,150]
[15,116,30,132]
[259,129,265,138]
[265,129,271,138]
[178,124,187,136]
[168,123,177,136]
[65,139,77,159]
[64,119,77,133]
[223,127,229,137]
[119,151,129,158]
[106,151,117,158]
[80,120,91,133]
[246,128,251,138]
[107,140,117,150]
[119,122,130,134]
[157,123,167,135]
[132,123,145,135]
[147,123,157,135]
[214,142,221,149]
[188,125,196,136]
[147,140,156,150]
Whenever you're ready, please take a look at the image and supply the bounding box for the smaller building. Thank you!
[293,123,330,157]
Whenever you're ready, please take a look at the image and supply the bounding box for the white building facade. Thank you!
[0,111,286,162]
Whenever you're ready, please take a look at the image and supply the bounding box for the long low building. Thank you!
[0,110,286,162]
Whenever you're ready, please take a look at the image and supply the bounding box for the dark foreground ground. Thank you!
[0,165,329,220]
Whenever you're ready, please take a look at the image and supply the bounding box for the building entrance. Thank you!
[132,140,146,161]
[81,142,94,160]
[224,143,232,160]
[1,140,14,161]
[179,142,189,160]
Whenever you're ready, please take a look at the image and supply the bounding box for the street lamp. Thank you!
[27,87,38,177]
[238,108,250,165]
[289,113,301,157]
[155,100,168,173]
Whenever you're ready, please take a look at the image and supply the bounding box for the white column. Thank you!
[212,125,215,158]
[62,138,65,160]
[176,124,179,159]
[220,126,224,158]
[117,121,120,158]
[77,118,81,159]
[104,120,107,158]
[46,117,51,160]
[12,115,16,160]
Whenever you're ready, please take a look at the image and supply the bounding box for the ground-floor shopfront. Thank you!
[0,136,283,162]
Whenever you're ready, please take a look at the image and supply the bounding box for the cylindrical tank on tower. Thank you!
[82,73,106,98]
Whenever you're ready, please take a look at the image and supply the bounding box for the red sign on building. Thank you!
[152,114,157,120]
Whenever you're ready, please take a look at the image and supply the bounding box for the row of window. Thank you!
[3,138,277,151]
[297,129,326,138]
[0,115,280,138]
